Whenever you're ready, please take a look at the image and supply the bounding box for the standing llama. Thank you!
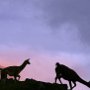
[55,62,90,90]
[0,58,30,80]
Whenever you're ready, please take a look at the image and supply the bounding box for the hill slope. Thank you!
[0,78,67,90]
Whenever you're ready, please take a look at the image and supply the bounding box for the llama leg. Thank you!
[55,74,62,83]
[1,70,7,84]
[55,75,62,84]
[72,81,76,89]
[55,76,58,83]
[14,76,17,80]
[56,74,62,84]
[17,75,20,81]
[69,81,73,90]
[59,78,63,84]
[1,70,7,80]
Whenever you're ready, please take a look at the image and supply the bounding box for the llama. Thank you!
[0,58,30,80]
[55,62,90,90]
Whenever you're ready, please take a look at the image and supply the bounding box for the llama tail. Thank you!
[78,77,90,88]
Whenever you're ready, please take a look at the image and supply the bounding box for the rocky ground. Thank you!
[0,78,68,90]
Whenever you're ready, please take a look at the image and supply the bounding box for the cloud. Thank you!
[41,0,90,46]
[0,0,90,55]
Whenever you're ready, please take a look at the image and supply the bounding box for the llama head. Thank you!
[56,62,60,67]
[25,58,30,64]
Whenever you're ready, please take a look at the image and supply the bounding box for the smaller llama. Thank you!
[1,58,30,80]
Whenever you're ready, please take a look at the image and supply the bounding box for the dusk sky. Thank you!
[0,0,90,90]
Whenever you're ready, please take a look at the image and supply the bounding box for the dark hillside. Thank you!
[0,78,67,90]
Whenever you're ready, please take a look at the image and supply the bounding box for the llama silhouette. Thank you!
[55,62,90,90]
[0,58,30,80]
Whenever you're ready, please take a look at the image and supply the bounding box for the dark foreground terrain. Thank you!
[0,78,67,90]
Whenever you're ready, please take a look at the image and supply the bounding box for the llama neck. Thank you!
[20,62,27,70]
